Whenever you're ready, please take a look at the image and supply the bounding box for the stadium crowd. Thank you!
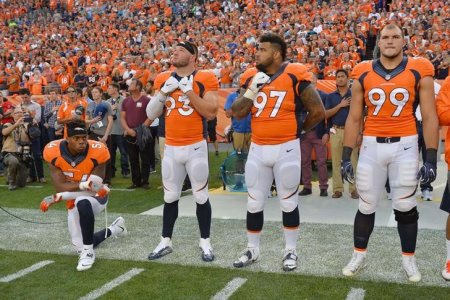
[0,0,449,188]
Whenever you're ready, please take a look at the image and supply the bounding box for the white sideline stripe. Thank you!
[0,185,43,188]
[110,188,135,192]
[79,268,144,300]
[0,260,54,282]
[346,288,366,300]
[211,277,248,300]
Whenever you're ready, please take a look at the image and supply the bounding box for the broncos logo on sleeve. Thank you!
[240,64,312,145]
[352,57,434,137]
[43,139,110,209]
[154,70,219,146]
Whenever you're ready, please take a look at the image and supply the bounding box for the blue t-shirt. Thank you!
[224,92,251,133]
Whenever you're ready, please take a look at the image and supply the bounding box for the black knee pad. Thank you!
[247,211,264,231]
[394,207,419,224]
[283,206,300,228]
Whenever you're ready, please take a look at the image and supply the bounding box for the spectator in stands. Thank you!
[28,69,47,95]
[57,86,87,137]
[43,89,62,142]
[42,63,55,84]
[7,67,21,95]
[74,67,87,89]
[86,67,99,88]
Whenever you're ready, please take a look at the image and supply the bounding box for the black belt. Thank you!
[376,137,400,143]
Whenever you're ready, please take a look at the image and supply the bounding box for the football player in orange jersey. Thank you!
[341,23,439,282]
[40,121,126,271]
[146,41,219,262]
[231,33,325,271]
[436,75,450,280]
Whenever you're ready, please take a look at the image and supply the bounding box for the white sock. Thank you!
[247,231,261,249]
[446,239,450,261]
[283,227,299,250]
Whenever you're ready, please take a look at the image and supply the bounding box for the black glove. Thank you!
[341,146,355,184]
[417,148,437,184]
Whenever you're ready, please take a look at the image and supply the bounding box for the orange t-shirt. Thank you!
[240,64,313,145]
[57,74,74,92]
[352,57,434,137]
[154,70,219,146]
[43,139,110,209]
[57,99,88,137]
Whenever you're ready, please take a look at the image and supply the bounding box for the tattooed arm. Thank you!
[301,84,326,132]
[231,95,253,120]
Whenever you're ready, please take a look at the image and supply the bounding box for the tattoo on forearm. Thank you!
[231,96,253,120]
[300,85,325,131]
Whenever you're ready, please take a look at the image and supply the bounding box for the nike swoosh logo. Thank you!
[286,149,294,152]
[194,147,200,150]
[404,147,412,150]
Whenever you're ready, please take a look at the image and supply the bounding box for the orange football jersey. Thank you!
[154,70,219,146]
[240,64,312,145]
[352,57,434,137]
[43,139,110,209]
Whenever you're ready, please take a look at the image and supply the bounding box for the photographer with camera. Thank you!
[1,107,33,190]
[19,88,46,183]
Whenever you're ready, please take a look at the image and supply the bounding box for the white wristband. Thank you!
[243,89,257,100]
[155,92,167,103]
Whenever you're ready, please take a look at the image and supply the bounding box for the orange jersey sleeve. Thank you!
[239,68,258,88]
[155,70,219,146]
[249,63,312,145]
[436,76,450,167]
[43,139,110,209]
[353,57,434,137]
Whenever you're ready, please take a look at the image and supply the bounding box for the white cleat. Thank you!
[109,216,127,237]
[233,247,260,268]
[77,248,95,271]
[282,249,298,272]
[442,260,450,281]
[342,251,367,276]
[402,255,421,282]
[199,238,215,262]
[148,237,173,260]
[421,189,432,201]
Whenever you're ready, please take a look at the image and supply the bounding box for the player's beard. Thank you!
[172,57,189,68]
[256,60,271,73]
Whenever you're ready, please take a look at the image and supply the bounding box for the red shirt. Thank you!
[1,101,15,124]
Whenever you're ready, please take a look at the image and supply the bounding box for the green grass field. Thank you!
[0,149,449,299]
[1,250,449,300]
